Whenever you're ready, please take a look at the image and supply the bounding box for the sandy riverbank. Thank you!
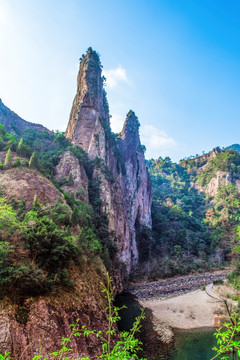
[138,286,227,329]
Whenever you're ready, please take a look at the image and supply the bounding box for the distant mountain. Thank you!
[0,98,48,136]
[227,144,240,153]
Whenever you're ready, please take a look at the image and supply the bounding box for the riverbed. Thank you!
[116,270,230,359]
[116,292,218,359]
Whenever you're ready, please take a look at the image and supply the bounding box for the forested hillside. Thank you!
[138,149,240,280]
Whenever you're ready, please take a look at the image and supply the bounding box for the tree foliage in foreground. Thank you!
[0,274,147,360]
[211,314,240,360]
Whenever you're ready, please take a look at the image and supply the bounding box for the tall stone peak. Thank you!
[118,110,143,158]
[65,49,152,273]
[76,47,103,111]
[120,110,140,140]
[65,48,109,159]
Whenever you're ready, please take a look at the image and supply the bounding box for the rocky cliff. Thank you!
[65,48,152,273]
[0,267,109,359]
[182,147,240,197]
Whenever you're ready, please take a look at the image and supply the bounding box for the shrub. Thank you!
[211,314,240,359]
[77,227,102,257]
[16,138,32,158]
[13,157,21,167]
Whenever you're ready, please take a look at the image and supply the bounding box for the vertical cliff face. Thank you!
[65,48,152,273]
[65,48,109,160]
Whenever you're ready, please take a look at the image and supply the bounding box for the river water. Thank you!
[115,293,218,360]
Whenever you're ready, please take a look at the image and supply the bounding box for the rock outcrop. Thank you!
[0,268,110,359]
[55,150,89,201]
[65,48,152,273]
[0,167,64,210]
[206,171,232,196]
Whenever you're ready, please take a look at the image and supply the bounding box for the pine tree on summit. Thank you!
[4,148,12,168]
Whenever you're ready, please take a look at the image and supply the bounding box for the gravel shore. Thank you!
[138,287,226,329]
[127,270,230,333]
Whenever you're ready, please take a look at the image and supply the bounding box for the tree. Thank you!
[71,206,79,226]
[67,172,74,186]
[17,138,32,158]
[29,152,38,169]
[16,138,24,154]
[4,148,12,168]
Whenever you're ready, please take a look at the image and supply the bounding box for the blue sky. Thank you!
[0,0,240,161]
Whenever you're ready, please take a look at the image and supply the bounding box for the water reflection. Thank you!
[167,328,216,360]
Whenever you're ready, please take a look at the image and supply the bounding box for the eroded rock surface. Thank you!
[206,171,232,196]
[0,167,64,210]
[0,296,109,359]
[65,48,109,160]
[55,150,88,201]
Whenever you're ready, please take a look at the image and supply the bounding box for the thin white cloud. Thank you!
[103,66,130,88]
[140,125,177,159]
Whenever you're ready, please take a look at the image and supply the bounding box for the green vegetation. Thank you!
[226,222,240,292]
[0,188,118,299]
[68,274,147,359]
[16,137,32,158]
[29,152,38,169]
[143,157,212,278]
[4,148,12,167]
[0,124,18,151]
[206,183,240,256]
[0,125,88,177]
[0,124,117,298]
[0,196,78,297]
[144,150,240,279]
[211,314,240,360]
[182,148,240,187]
